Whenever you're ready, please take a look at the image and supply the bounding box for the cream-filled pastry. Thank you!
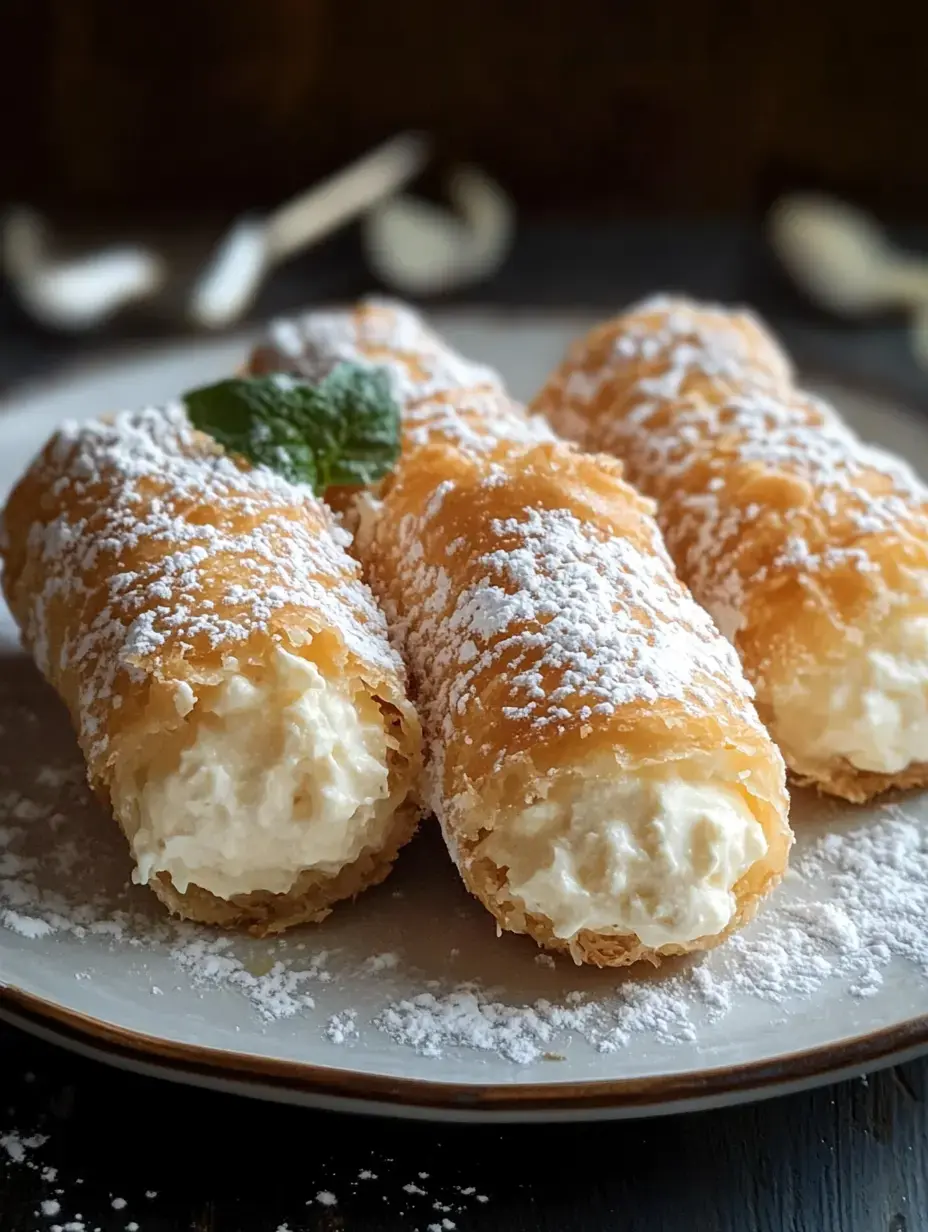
[533,294,928,802]
[1,404,421,932]
[117,649,399,900]
[767,608,928,779]
[249,300,792,966]
[480,755,768,948]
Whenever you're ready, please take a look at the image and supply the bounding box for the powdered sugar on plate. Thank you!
[3,666,928,1072]
[374,802,928,1063]
[3,717,928,1069]
[0,736,331,1023]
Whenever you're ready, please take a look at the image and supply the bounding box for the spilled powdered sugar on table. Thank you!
[0,1071,494,1232]
[2,668,928,1070]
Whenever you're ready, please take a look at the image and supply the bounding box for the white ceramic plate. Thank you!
[2,311,928,1123]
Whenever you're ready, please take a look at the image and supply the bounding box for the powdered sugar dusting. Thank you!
[535,294,928,639]
[0,1069,497,1232]
[255,299,555,457]
[1,718,928,1069]
[1,1131,48,1164]
[374,491,767,823]
[252,305,759,744]
[0,748,331,1022]
[2,402,402,770]
[170,933,320,1020]
[374,800,928,1063]
[325,1009,359,1043]
[253,300,783,939]
[404,387,555,454]
[262,298,503,407]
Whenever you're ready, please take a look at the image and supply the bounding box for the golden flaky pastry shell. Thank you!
[250,301,791,966]
[533,295,928,802]
[1,404,422,933]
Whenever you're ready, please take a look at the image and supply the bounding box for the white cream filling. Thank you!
[115,648,395,899]
[770,610,928,775]
[479,759,767,947]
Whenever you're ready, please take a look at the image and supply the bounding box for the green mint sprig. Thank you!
[182,363,401,495]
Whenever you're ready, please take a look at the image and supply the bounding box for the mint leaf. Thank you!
[182,364,401,495]
[314,365,402,488]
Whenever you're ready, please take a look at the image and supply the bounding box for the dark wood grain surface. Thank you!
[1,1,927,219]
[2,1024,927,1232]
[2,223,928,1232]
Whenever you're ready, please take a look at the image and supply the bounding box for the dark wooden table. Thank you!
[1,1024,925,1232]
[2,221,928,1232]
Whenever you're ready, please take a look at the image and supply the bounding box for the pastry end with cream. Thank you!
[765,601,928,801]
[111,646,413,925]
[455,748,789,967]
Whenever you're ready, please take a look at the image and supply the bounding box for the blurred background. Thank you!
[0,0,925,391]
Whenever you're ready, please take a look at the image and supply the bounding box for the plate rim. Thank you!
[4,318,928,1120]
[3,982,927,1118]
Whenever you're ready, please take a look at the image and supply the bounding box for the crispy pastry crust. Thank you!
[1,405,422,933]
[249,300,792,965]
[532,295,928,802]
